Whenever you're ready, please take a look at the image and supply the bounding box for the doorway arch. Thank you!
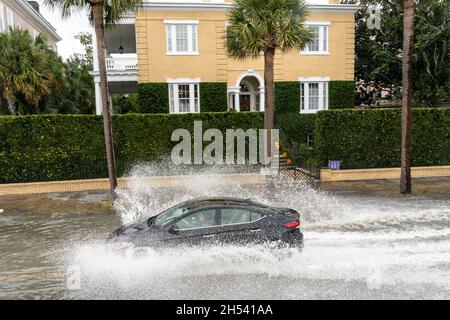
[229,71,265,112]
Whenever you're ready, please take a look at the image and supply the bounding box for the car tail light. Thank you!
[283,220,300,229]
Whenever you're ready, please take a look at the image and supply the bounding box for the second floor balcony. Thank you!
[92,22,138,83]
[106,54,138,71]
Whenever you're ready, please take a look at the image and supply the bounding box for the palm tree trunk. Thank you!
[92,3,118,201]
[264,48,276,158]
[400,0,414,195]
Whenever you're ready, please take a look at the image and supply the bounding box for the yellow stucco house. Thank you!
[92,0,357,115]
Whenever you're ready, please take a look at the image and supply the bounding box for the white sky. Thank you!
[37,1,91,60]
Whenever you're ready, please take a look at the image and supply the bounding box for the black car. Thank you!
[108,197,303,249]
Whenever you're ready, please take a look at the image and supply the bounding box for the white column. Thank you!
[234,91,240,112]
[95,82,102,115]
[259,87,265,112]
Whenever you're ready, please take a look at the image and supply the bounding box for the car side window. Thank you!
[220,208,263,226]
[174,209,217,230]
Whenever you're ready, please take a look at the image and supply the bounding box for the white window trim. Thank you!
[300,77,330,114]
[300,21,330,55]
[168,80,201,114]
[0,2,4,33]
[164,20,199,25]
[167,77,201,84]
[6,8,13,29]
[299,76,331,82]
[165,20,199,56]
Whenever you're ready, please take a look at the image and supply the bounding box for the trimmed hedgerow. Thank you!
[276,113,316,146]
[137,83,169,114]
[314,108,450,169]
[275,81,300,114]
[0,112,264,183]
[200,82,228,112]
[329,81,355,109]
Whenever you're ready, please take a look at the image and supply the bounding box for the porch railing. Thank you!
[105,55,138,71]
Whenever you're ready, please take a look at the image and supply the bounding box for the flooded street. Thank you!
[1,169,450,300]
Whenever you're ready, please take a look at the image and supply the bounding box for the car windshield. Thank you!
[152,203,190,227]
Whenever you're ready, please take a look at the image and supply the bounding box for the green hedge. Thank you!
[276,113,316,146]
[0,113,264,183]
[200,82,228,112]
[275,82,300,114]
[137,80,355,114]
[315,108,450,169]
[137,83,169,114]
[329,81,355,109]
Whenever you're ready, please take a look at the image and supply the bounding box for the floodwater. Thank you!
[1,165,450,300]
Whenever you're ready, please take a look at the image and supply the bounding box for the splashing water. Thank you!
[61,163,450,299]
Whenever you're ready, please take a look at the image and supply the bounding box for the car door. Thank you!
[215,206,266,245]
[163,207,220,246]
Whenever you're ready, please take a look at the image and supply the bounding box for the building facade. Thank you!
[93,0,357,115]
[0,0,61,49]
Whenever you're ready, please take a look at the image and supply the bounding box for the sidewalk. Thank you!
[321,176,450,199]
[0,177,449,215]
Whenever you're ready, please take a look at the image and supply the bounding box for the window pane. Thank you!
[309,83,319,110]
[6,11,13,27]
[178,84,190,113]
[176,25,188,52]
[301,83,305,110]
[175,209,217,229]
[169,84,175,113]
[0,5,3,33]
[322,83,327,110]
[167,25,173,52]
[191,25,197,52]
[309,26,320,51]
[322,26,328,52]
[193,84,199,112]
[221,208,251,225]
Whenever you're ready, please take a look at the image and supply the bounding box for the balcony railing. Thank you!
[106,55,138,71]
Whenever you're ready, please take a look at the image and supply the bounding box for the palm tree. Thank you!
[45,0,142,201]
[226,0,312,156]
[400,0,414,194]
[0,29,64,115]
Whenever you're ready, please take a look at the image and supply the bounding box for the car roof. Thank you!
[181,197,278,211]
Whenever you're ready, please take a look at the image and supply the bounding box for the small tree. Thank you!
[45,0,142,201]
[226,0,312,155]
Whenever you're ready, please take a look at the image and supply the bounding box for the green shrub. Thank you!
[0,112,264,183]
[329,81,355,109]
[276,113,316,146]
[112,93,140,114]
[275,82,300,114]
[314,108,450,169]
[200,83,228,112]
[137,83,169,114]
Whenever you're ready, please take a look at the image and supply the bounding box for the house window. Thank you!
[169,83,200,113]
[307,132,314,148]
[300,81,328,113]
[0,2,4,32]
[302,23,329,54]
[165,21,198,55]
[6,9,13,29]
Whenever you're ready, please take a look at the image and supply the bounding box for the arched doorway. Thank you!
[228,71,264,112]
[239,76,260,112]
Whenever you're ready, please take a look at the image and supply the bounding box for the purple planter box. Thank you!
[328,160,341,170]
